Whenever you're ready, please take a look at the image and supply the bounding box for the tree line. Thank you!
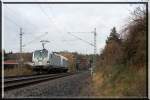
[98,6,146,68]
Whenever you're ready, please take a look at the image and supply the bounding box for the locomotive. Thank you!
[31,49,68,73]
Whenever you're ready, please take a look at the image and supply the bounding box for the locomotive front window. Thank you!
[34,50,48,59]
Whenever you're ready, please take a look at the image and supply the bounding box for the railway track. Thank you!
[4,73,73,91]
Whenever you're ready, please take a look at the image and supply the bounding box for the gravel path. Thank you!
[4,71,93,98]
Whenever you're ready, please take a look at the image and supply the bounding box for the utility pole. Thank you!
[20,28,23,53]
[92,28,97,76]
[19,28,23,75]
[67,28,97,76]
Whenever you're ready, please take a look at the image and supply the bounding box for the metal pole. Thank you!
[20,28,23,75]
[92,28,97,76]
[67,30,96,76]
[94,28,97,67]
[20,28,22,53]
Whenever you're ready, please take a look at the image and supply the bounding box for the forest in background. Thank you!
[93,5,147,97]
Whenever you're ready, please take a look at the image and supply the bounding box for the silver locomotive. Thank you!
[32,49,68,73]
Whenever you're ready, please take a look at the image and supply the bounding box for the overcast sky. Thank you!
[3,1,145,54]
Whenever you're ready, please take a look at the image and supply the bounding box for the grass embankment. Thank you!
[4,65,33,77]
[92,65,146,97]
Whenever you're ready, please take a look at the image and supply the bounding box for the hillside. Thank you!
[91,6,147,97]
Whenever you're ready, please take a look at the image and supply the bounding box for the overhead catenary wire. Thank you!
[4,5,38,30]
[5,6,37,42]
[67,32,94,47]
[47,5,95,54]
[4,5,50,49]
[47,5,76,47]
[5,15,46,50]
[39,4,83,44]
[47,5,72,32]
[68,28,97,76]
[5,16,21,28]
[5,15,49,51]
[4,4,45,44]
[22,32,48,47]
[61,39,80,42]
[67,32,93,34]
[38,4,72,52]
[4,4,62,53]
[38,4,64,34]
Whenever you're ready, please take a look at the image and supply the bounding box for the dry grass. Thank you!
[91,72,104,96]
[90,65,146,97]
[4,65,33,77]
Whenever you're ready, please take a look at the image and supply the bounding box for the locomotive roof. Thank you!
[33,49,68,60]
[53,53,68,60]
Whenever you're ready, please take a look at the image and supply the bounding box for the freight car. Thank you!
[31,49,68,73]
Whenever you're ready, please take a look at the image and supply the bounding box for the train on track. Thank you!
[29,48,68,74]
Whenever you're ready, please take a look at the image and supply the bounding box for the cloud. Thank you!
[3,3,143,54]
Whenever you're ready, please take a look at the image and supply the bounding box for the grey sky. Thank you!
[3,2,144,54]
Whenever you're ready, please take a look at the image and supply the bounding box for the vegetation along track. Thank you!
[4,73,74,91]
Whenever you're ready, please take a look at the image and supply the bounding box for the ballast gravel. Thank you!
[4,71,93,98]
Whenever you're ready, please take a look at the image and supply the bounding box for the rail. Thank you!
[4,73,73,91]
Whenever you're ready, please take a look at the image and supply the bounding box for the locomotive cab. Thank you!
[32,49,49,68]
